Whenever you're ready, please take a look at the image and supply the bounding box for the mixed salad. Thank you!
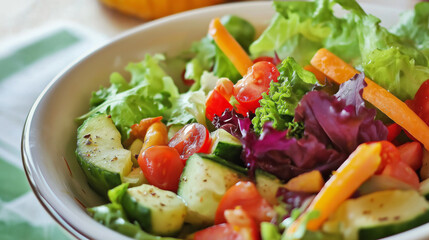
[75,0,429,239]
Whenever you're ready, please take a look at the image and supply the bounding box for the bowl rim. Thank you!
[21,1,427,240]
[21,1,274,239]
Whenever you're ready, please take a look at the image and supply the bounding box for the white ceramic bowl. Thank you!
[21,1,429,240]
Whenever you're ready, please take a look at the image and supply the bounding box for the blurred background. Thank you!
[0,0,422,239]
[0,0,421,42]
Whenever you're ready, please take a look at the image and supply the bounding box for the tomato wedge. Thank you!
[224,207,260,240]
[168,123,211,163]
[215,181,275,225]
[206,89,233,121]
[233,61,280,113]
[194,208,260,240]
[138,146,184,192]
[194,223,242,240]
[386,123,402,142]
[398,142,423,171]
[381,161,420,190]
[375,141,401,174]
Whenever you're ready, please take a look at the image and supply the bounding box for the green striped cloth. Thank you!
[0,25,105,239]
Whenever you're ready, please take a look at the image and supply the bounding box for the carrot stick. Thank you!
[286,143,381,234]
[208,18,253,76]
[310,48,429,151]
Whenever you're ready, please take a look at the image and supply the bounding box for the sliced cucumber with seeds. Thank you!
[122,184,187,236]
[323,190,429,240]
[76,113,132,196]
[178,154,247,226]
[209,129,242,165]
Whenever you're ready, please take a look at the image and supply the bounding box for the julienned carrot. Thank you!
[286,143,381,235]
[310,48,429,151]
[208,18,253,76]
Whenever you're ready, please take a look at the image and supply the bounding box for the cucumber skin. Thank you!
[75,151,122,197]
[359,209,429,240]
[212,142,243,166]
[121,191,152,232]
[197,154,248,175]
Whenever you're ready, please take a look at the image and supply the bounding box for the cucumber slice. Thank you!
[358,175,414,196]
[209,129,242,165]
[178,154,248,226]
[255,169,283,205]
[323,190,429,240]
[76,114,132,196]
[123,167,147,187]
[122,184,187,236]
[420,178,429,200]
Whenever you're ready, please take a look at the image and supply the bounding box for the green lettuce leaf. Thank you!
[77,54,179,140]
[167,90,207,127]
[356,14,429,100]
[88,204,178,240]
[252,0,429,101]
[186,15,255,87]
[252,57,316,134]
[391,2,429,57]
[250,0,361,65]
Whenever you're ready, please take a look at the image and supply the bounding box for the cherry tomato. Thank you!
[386,123,402,142]
[233,61,280,112]
[138,146,184,192]
[375,141,401,174]
[206,89,233,121]
[194,224,242,240]
[168,123,211,163]
[381,161,420,190]
[398,142,423,171]
[215,181,275,225]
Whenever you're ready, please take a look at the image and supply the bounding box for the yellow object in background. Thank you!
[99,0,227,20]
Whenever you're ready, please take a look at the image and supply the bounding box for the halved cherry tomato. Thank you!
[375,141,401,174]
[168,123,211,163]
[233,61,280,113]
[215,181,275,225]
[398,142,423,171]
[138,146,184,192]
[224,207,260,240]
[386,123,402,142]
[194,223,242,240]
[206,89,233,121]
[381,161,420,189]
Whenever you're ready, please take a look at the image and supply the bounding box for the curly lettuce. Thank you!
[252,57,317,134]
